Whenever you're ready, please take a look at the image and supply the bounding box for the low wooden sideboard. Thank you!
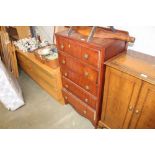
[16,50,64,104]
[99,50,155,129]
[56,28,127,127]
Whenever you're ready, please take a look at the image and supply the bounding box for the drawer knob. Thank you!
[84,98,88,103]
[61,44,64,49]
[84,72,89,77]
[83,110,87,115]
[83,53,89,59]
[64,72,68,77]
[68,44,71,48]
[65,84,69,88]
[85,85,90,90]
[65,96,68,100]
[128,105,133,111]
[62,60,66,64]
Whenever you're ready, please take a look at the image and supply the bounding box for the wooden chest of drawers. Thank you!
[56,30,127,127]
[16,50,64,104]
[99,50,155,128]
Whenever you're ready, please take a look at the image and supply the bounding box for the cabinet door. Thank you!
[101,67,142,128]
[129,82,155,129]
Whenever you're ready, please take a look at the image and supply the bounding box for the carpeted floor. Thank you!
[0,71,94,129]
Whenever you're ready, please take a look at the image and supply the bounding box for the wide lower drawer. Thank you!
[17,53,61,89]
[61,66,98,96]
[62,77,97,109]
[62,89,96,123]
[59,52,98,84]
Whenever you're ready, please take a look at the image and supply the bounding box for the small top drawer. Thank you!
[57,36,101,68]
[81,46,100,68]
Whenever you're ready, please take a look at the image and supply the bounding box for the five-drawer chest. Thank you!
[56,29,127,127]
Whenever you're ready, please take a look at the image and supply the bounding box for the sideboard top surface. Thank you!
[105,50,155,85]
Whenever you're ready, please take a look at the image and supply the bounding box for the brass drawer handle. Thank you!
[65,84,69,88]
[62,60,66,64]
[128,105,133,111]
[84,72,89,77]
[64,72,68,77]
[83,110,87,115]
[68,44,71,48]
[83,53,89,59]
[61,44,64,49]
[84,98,88,103]
[65,96,68,100]
[85,85,89,90]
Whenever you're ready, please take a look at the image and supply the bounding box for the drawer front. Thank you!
[17,53,59,89]
[59,52,98,84]
[81,46,100,68]
[57,36,100,68]
[62,77,97,109]
[57,36,68,52]
[61,66,98,96]
[62,89,96,123]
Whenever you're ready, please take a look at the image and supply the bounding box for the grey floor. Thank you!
[0,71,94,129]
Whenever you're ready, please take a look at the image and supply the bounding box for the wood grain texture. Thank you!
[99,50,155,129]
[16,50,64,104]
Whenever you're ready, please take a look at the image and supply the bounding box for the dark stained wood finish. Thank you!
[56,28,127,127]
[62,77,97,109]
[99,50,155,129]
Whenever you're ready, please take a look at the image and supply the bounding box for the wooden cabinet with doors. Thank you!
[55,27,128,127]
[98,50,155,129]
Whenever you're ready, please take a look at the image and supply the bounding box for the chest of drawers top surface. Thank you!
[105,50,155,85]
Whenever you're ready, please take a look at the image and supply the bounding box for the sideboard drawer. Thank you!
[62,77,97,109]
[81,46,100,68]
[61,67,98,96]
[59,52,98,84]
[62,89,96,123]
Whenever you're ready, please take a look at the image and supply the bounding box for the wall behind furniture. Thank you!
[117,26,155,56]
[36,26,155,56]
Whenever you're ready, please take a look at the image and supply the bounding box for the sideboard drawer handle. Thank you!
[62,60,66,64]
[65,84,69,88]
[83,110,87,115]
[84,98,88,103]
[128,105,133,111]
[64,72,68,77]
[61,44,64,49]
[83,53,89,59]
[85,85,90,90]
[135,110,140,114]
[84,72,89,77]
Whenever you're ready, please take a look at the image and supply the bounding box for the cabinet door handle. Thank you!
[61,44,64,49]
[65,96,68,100]
[135,110,140,114]
[85,85,90,90]
[128,105,133,111]
[83,53,89,59]
[68,44,71,48]
[62,60,66,64]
